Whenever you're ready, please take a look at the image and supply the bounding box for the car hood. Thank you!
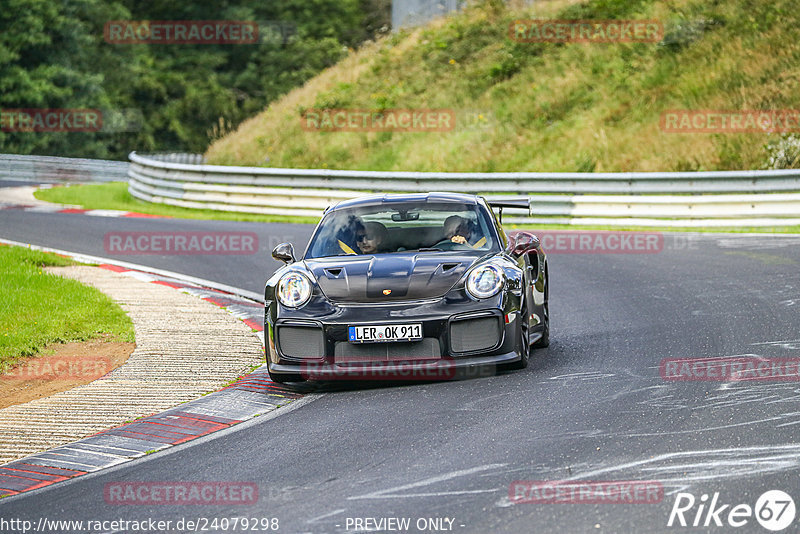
[305,252,484,302]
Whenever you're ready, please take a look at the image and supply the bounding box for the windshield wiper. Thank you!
[416,247,443,252]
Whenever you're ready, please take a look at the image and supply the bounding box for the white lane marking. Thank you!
[357,489,501,498]
[495,497,515,508]
[564,444,800,482]
[548,371,615,381]
[621,416,787,437]
[752,339,800,349]
[348,463,506,500]
[307,509,346,524]
[495,444,800,507]
[776,419,800,428]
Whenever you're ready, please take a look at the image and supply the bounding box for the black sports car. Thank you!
[264,192,549,382]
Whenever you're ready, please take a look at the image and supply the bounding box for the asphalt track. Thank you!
[3,190,800,533]
[0,207,314,294]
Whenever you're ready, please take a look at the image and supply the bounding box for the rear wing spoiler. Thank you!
[486,197,530,223]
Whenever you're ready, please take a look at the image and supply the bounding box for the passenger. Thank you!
[357,222,389,254]
[443,215,486,248]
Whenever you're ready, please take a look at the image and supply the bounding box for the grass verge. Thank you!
[34,182,319,224]
[0,245,135,372]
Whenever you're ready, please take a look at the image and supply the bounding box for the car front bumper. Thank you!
[268,351,520,380]
[266,294,523,380]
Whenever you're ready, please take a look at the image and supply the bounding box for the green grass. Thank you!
[34,183,319,224]
[206,0,800,173]
[0,245,135,372]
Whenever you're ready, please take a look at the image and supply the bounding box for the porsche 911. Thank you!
[264,192,549,382]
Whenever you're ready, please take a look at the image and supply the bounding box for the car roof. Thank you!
[328,192,480,212]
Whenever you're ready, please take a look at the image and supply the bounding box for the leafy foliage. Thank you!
[0,0,390,158]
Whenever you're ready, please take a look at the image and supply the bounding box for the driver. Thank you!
[356,222,388,254]
[443,215,487,248]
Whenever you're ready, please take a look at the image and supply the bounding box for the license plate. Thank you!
[348,323,423,343]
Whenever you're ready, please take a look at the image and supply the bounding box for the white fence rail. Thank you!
[128,152,800,227]
[0,153,128,183]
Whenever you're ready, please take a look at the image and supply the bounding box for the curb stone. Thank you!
[0,263,303,499]
[0,185,165,218]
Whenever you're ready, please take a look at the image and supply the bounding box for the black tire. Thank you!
[531,310,549,348]
[504,307,531,370]
[532,267,550,349]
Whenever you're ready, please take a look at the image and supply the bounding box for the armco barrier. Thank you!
[128,152,800,227]
[0,153,128,183]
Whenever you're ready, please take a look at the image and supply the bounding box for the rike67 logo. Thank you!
[668,490,796,531]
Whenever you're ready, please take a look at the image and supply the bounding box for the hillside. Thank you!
[205,0,800,172]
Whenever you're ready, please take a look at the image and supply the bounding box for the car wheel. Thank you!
[505,307,531,370]
[532,269,549,349]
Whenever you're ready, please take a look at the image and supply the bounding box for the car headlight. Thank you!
[277,272,312,308]
[466,264,505,299]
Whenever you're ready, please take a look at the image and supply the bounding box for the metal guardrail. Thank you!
[0,153,128,183]
[128,152,800,227]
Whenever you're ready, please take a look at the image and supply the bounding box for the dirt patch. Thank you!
[0,338,135,409]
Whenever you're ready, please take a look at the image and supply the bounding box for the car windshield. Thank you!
[305,201,498,258]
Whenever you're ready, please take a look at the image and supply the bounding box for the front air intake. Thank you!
[277,325,325,360]
[335,338,441,362]
[449,316,502,353]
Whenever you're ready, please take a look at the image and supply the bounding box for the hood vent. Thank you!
[324,267,343,278]
[441,262,461,272]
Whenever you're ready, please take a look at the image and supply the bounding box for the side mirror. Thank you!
[507,231,540,257]
[272,243,296,264]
